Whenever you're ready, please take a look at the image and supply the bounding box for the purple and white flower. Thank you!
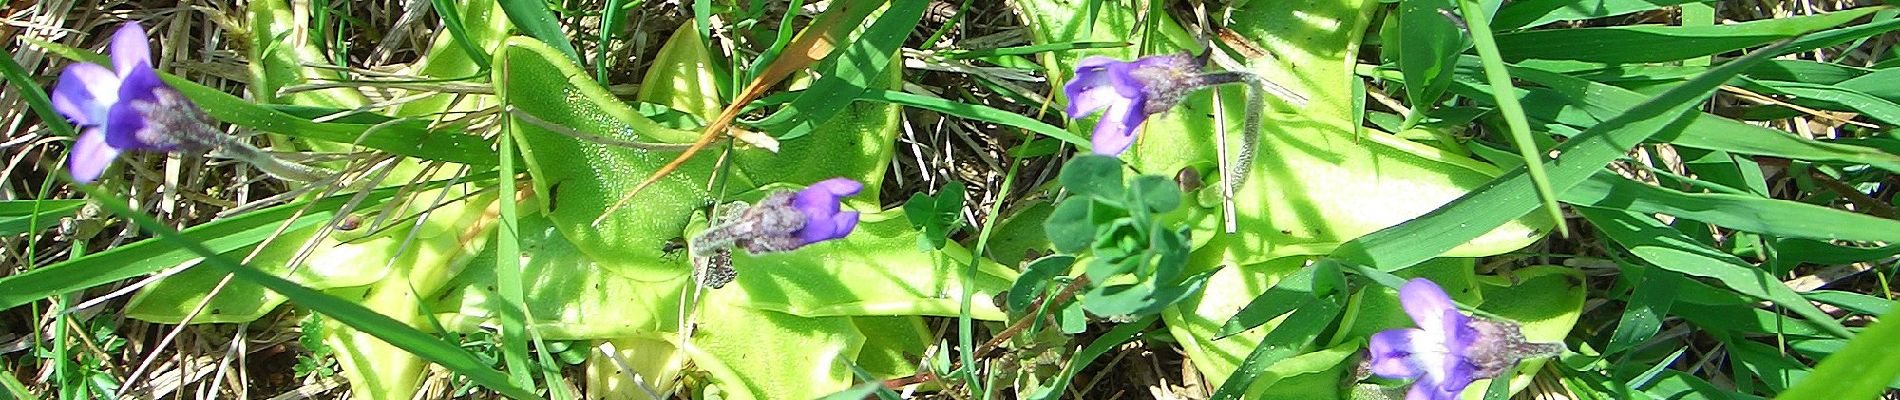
[1366,278,1565,400]
[1063,54,1203,156]
[52,22,221,183]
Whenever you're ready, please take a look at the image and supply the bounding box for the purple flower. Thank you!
[691,178,863,256]
[789,178,862,245]
[52,22,218,183]
[1366,279,1565,400]
[1063,54,1202,156]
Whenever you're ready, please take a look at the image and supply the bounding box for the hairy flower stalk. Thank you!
[52,22,328,183]
[1065,53,1302,233]
[1366,279,1567,400]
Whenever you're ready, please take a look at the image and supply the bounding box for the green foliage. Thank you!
[1039,155,1208,318]
[904,182,967,250]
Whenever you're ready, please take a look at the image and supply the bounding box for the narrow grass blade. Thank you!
[0,187,397,310]
[1454,63,1900,172]
[748,0,929,141]
[1209,294,1344,400]
[1328,41,1792,271]
[0,200,85,236]
[1215,264,1344,338]
[859,89,1089,148]
[1459,0,1569,237]
[840,359,902,400]
[1604,269,1681,355]
[69,184,536,398]
[1576,206,1851,338]
[943,41,1126,59]
[1565,172,1900,242]
[1741,78,1900,125]
[499,0,580,61]
[1492,7,1880,63]
[431,0,492,70]
[495,107,535,390]
[595,0,633,80]
[0,47,74,137]
[1494,0,1713,29]
[1023,316,1155,400]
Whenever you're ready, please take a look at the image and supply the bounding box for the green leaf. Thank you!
[1044,198,1095,253]
[1126,175,1182,213]
[685,288,862,399]
[1492,7,1882,63]
[1008,255,1076,313]
[1576,206,1851,338]
[1328,40,1793,272]
[903,182,968,250]
[1389,0,1465,113]
[1059,155,1126,199]
[497,37,708,278]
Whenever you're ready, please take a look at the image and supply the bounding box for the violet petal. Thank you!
[68,128,122,183]
[791,178,863,245]
[109,22,152,75]
[104,63,167,151]
[51,63,120,126]
[1088,99,1148,156]
[1398,279,1461,334]
[1367,329,1427,379]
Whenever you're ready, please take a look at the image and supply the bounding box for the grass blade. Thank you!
[1328,40,1793,271]
[1450,63,1900,172]
[0,187,401,310]
[859,89,1089,148]
[1492,7,1880,63]
[1576,206,1851,338]
[496,98,536,390]
[1565,172,1900,242]
[1458,0,1569,237]
[1209,293,1345,400]
[68,183,536,398]
[0,200,85,236]
[747,0,929,141]
[499,0,580,62]
[0,46,74,137]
